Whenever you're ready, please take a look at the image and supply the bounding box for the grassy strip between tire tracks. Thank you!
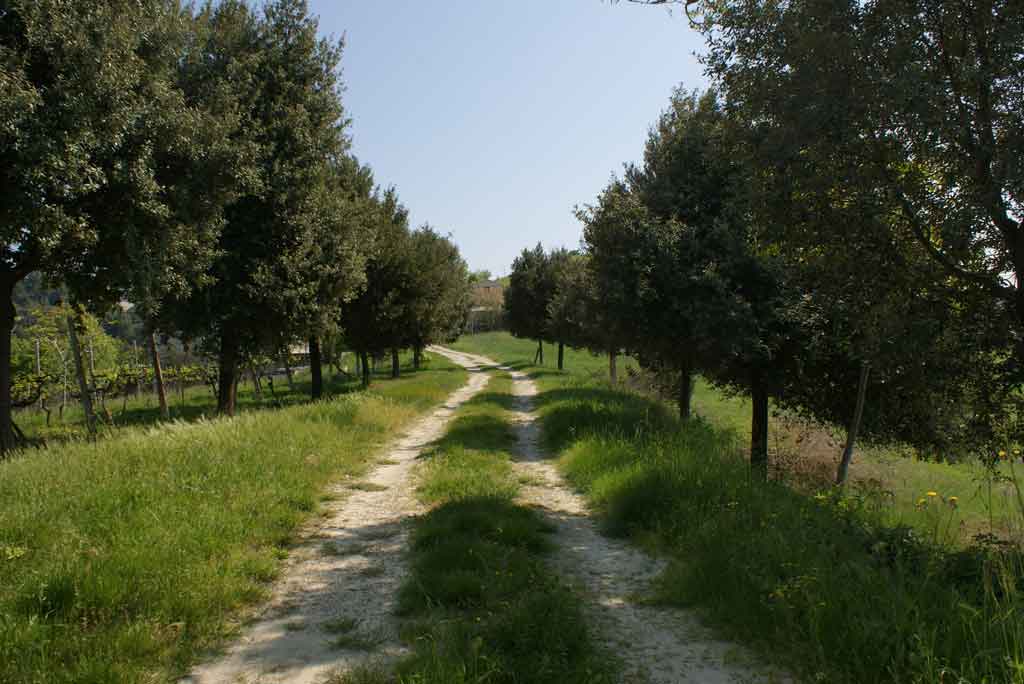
[0,353,466,684]
[453,333,1024,684]
[333,370,616,684]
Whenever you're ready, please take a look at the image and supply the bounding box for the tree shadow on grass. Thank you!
[421,413,516,455]
[533,387,677,452]
[462,390,518,413]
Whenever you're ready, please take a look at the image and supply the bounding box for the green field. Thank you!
[0,352,465,684]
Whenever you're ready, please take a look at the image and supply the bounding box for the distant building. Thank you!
[468,280,505,333]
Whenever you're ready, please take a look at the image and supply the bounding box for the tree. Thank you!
[546,252,610,373]
[163,0,354,415]
[303,154,376,399]
[581,89,805,478]
[625,89,750,418]
[700,0,1024,370]
[404,227,472,369]
[639,1,1022,473]
[0,0,249,451]
[339,189,413,387]
[546,254,590,358]
[505,245,566,366]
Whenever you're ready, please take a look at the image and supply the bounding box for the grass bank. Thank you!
[453,333,1024,684]
[336,369,614,684]
[0,353,466,684]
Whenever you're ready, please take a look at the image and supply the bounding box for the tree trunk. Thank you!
[534,339,544,365]
[283,351,294,390]
[609,349,618,383]
[678,370,693,420]
[557,342,565,370]
[836,361,871,487]
[178,369,184,405]
[413,346,423,370]
[309,335,323,399]
[391,348,400,378]
[360,350,371,387]
[67,309,97,437]
[35,338,42,412]
[217,333,239,416]
[323,344,334,375]
[0,279,16,453]
[249,367,262,398]
[750,380,769,481]
[149,331,169,420]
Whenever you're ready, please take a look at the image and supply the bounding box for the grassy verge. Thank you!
[451,332,1020,541]
[453,333,1024,683]
[337,370,614,684]
[555,417,1024,683]
[0,352,466,684]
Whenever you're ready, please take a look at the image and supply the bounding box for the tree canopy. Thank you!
[0,0,473,449]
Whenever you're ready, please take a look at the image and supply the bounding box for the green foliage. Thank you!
[0,0,471,442]
[339,189,415,362]
[504,244,566,346]
[545,253,597,352]
[403,226,473,349]
[11,305,124,405]
[697,0,1023,451]
[164,0,354,363]
[702,0,1024,335]
[12,274,60,313]
[0,354,466,683]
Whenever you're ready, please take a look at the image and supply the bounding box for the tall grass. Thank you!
[0,354,466,684]
[546,386,1024,683]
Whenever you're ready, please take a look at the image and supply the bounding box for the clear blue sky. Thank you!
[308,1,707,277]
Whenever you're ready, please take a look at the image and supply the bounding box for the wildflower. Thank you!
[916,498,926,507]
[999,450,1008,459]
[926,491,938,497]
[948,496,959,507]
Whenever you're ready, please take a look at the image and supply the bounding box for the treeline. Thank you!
[0,0,471,453]
[508,0,1023,482]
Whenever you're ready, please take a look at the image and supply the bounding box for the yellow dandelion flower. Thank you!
[916,498,926,507]
[948,496,959,507]
[926,491,938,497]
[999,450,1008,459]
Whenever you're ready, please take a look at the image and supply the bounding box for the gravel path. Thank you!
[183,366,491,684]
[431,346,784,684]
